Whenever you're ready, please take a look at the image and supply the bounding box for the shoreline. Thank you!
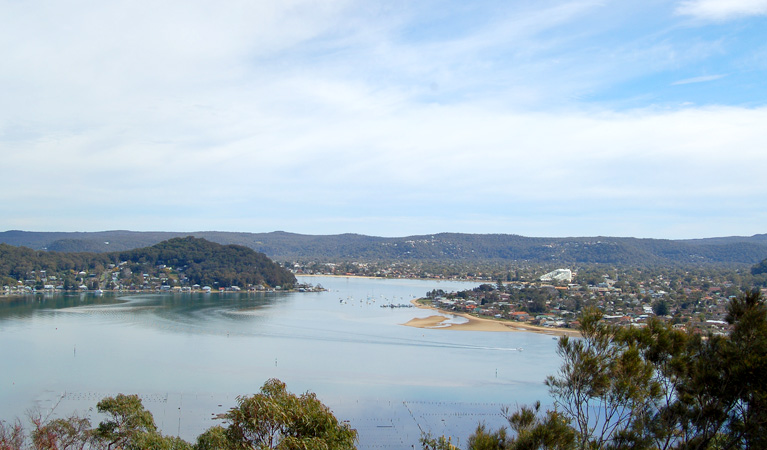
[404,299,581,337]
[294,273,483,282]
[295,274,383,280]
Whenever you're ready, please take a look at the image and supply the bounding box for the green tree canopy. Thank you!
[93,394,159,450]
[1,380,356,450]
[428,290,767,450]
[223,378,357,450]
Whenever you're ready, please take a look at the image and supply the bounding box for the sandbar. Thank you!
[404,300,580,337]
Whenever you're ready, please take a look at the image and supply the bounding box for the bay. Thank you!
[0,276,562,449]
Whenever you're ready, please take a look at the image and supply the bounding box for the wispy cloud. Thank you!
[671,74,727,85]
[676,0,767,21]
[1,0,766,238]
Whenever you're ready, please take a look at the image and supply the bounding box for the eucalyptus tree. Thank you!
[547,311,660,450]
[93,394,159,450]
[221,378,357,450]
[433,290,767,450]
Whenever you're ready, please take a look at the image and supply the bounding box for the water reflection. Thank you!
[0,292,123,318]
[0,277,560,450]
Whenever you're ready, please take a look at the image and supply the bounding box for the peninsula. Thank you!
[0,236,296,294]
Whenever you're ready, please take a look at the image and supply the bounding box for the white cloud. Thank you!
[1,0,766,237]
[671,74,727,85]
[676,0,767,21]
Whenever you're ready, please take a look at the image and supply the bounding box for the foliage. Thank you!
[503,402,575,450]
[752,257,767,275]
[222,378,357,450]
[0,419,25,450]
[465,423,506,450]
[652,299,669,316]
[118,237,296,288]
[0,237,295,290]
[0,380,356,450]
[127,433,193,450]
[717,289,767,449]
[429,290,767,450]
[421,402,576,450]
[546,310,660,449]
[31,413,95,450]
[420,433,461,450]
[93,394,157,449]
[549,291,767,449]
[194,426,231,450]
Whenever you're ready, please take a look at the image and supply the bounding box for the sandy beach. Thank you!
[404,300,581,337]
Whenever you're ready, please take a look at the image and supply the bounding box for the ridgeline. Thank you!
[2,230,767,266]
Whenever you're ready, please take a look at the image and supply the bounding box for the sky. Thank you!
[1,0,766,239]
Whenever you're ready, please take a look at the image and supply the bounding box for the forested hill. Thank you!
[0,237,296,289]
[1,230,767,266]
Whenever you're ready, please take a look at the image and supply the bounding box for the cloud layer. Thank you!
[677,0,767,21]
[1,0,766,238]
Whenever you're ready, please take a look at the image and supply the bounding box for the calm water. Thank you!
[0,276,562,449]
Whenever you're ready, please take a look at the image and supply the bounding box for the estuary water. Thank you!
[0,276,562,449]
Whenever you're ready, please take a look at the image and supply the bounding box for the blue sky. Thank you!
[1,0,766,239]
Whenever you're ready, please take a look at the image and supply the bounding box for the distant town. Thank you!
[293,261,767,335]
[2,236,766,336]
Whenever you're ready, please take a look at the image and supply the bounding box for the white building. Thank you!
[540,269,573,283]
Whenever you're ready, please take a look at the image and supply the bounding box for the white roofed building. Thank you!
[540,269,573,283]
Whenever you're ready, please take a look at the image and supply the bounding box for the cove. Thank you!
[0,276,562,449]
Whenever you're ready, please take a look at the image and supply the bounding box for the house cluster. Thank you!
[432,295,577,328]
[291,261,498,281]
[429,286,579,330]
[427,270,767,335]
[1,263,303,295]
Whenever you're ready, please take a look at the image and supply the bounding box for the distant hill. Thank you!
[0,230,180,252]
[1,230,766,266]
[117,237,296,288]
[0,236,296,289]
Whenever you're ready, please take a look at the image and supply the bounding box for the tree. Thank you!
[705,289,767,449]
[0,379,354,450]
[93,394,157,450]
[545,291,767,450]
[497,402,574,450]
[751,258,767,276]
[222,378,357,450]
[127,433,192,450]
[546,310,659,450]
[421,403,575,450]
[420,433,460,450]
[652,299,669,316]
[527,296,547,314]
[194,426,231,450]
[31,413,94,450]
[428,290,767,450]
[0,419,25,450]
[465,423,506,450]
[639,289,767,450]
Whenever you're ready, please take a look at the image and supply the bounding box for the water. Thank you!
[0,276,562,449]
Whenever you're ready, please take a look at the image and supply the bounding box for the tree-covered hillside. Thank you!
[117,237,295,288]
[0,237,295,290]
[753,257,767,276]
[1,230,766,267]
